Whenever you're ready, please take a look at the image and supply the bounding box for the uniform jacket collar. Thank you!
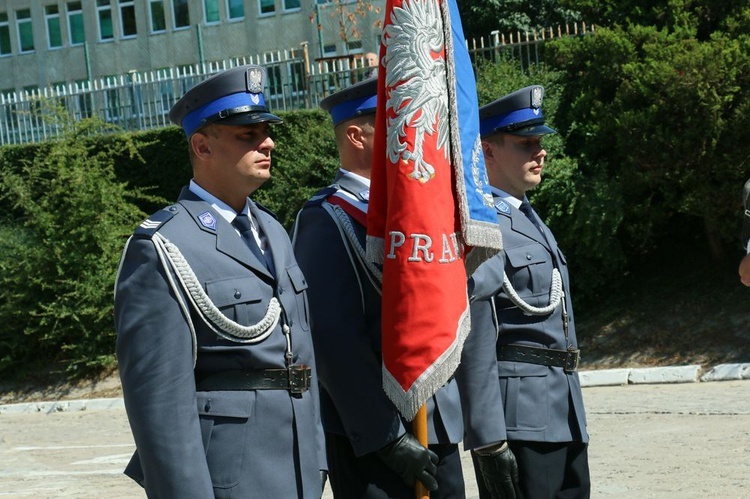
[493,194,551,249]
[334,169,370,203]
[177,187,275,280]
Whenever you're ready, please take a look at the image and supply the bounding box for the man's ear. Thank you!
[345,124,365,150]
[190,132,212,159]
[481,139,494,160]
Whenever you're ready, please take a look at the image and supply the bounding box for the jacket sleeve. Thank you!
[455,258,508,450]
[114,236,214,498]
[293,206,405,456]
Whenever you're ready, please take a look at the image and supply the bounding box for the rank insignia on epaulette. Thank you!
[495,199,511,214]
[140,219,161,230]
[357,189,370,202]
[198,211,217,230]
[135,207,177,237]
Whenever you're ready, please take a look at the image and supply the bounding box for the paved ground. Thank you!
[1,380,749,498]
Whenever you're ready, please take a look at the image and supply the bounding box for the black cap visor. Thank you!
[506,123,557,137]
[217,111,283,127]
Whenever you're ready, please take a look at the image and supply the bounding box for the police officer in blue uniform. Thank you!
[292,78,466,498]
[456,86,590,498]
[114,65,326,499]
[739,179,750,286]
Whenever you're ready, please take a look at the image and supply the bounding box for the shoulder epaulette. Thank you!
[133,206,178,238]
[303,185,339,208]
[254,201,279,221]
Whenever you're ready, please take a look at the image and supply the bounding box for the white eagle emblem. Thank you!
[384,0,448,183]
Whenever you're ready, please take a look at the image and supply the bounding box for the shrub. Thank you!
[0,113,162,380]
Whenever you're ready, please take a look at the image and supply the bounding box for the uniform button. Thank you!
[526,254,532,260]
[204,400,211,412]
[288,319,294,327]
[168,206,177,212]
[278,287,284,295]
[234,290,242,299]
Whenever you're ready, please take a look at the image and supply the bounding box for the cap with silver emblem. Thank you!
[479,85,556,137]
[169,64,283,137]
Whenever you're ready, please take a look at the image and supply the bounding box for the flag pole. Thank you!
[414,404,430,498]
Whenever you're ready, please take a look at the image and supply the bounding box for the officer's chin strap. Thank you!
[502,268,563,316]
[152,233,281,348]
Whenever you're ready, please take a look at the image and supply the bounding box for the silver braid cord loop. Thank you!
[503,268,563,316]
[328,203,383,285]
[154,233,280,344]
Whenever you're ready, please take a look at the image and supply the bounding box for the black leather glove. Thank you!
[320,470,328,494]
[375,433,439,492]
[472,442,523,499]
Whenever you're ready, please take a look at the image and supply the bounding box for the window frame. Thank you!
[45,5,64,49]
[282,0,301,12]
[226,0,245,21]
[119,0,137,38]
[258,0,275,17]
[0,12,11,56]
[16,8,35,54]
[66,2,85,46]
[172,0,191,30]
[203,0,220,24]
[148,0,167,34]
[97,0,114,42]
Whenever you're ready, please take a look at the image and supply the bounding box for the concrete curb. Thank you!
[3,364,750,414]
[580,363,750,387]
[700,363,750,382]
[0,397,124,415]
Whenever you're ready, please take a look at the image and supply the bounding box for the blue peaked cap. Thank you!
[479,85,556,137]
[169,64,282,137]
[320,78,378,126]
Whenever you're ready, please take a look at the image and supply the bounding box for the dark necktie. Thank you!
[233,215,273,274]
[519,199,545,235]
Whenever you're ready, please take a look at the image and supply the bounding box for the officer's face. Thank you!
[483,133,546,199]
[192,122,275,208]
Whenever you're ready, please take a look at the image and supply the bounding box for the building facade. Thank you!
[0,0,385,93]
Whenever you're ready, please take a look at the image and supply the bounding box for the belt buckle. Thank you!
[288,365,311,394]
[564,348,580,373]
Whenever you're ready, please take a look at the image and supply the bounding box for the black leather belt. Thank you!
[499,344,580,373]
[196,366,311,394]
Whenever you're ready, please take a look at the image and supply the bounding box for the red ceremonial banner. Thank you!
[367,0,501,420]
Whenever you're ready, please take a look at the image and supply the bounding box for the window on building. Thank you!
[323,44,336,56]
[45,5,63,49]
[173,0,190,28]
[283,0,301,10]
[16,9,34,53]
[227,0,244,20]
[259,0,275,16]
[148,0,166,33]
[0,13,11,56]
[97,0,114,41]
[120,0,137,37]
[346,40,363,53]
[204,0,219,23]
[66,2,85,45]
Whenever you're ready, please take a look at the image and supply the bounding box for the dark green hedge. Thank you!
[0,110,339,381]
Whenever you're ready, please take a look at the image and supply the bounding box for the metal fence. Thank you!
[0,23,594,146]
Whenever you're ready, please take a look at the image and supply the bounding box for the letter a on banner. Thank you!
[366,0,503,421]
